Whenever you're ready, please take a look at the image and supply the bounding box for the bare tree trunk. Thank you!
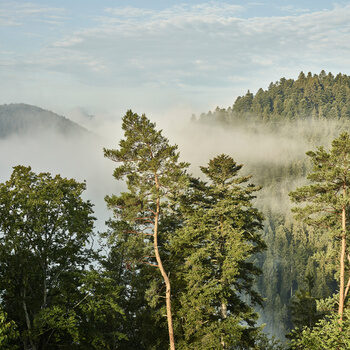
[339,188,346,321]
[43,268,47,309]
[219,218,227,349]
[23,287,37,350]
[154,176,175,350]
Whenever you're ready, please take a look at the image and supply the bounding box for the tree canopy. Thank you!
[0,166,124,349]
[172,154,266,349]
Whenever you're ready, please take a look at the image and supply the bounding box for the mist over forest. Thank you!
[1,71,350,349]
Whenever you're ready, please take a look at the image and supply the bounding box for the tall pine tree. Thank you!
[290,132,350,321]
[104,110,188,350]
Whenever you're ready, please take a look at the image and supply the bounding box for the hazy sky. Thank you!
[1,0,350,118]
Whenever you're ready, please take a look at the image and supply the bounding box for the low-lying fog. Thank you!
[0,107,347,233]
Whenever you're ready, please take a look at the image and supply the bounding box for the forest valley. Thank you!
[1,71,350,349]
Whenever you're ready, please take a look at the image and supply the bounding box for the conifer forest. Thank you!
[1,71,350,349]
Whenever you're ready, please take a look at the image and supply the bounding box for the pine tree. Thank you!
[289,132,350,321]
[104,110,188,350]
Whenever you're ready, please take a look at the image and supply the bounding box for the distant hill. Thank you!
[0,104,88,138]
[199,70,350,123]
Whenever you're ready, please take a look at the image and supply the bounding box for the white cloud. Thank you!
[0,1,66,26]
[104,7,154,18]
[279,5,310,14]
[54,37,84,48]
[2,2,350,114]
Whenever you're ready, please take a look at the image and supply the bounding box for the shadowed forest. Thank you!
[1,71,350,349]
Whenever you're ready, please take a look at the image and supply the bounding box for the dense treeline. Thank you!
[199,70,350,123]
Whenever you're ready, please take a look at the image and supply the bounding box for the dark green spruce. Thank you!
[171,154,266,349]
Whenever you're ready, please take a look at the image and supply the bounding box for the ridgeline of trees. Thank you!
[199,70,350,123]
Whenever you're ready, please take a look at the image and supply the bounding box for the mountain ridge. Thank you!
[0,103,89,138]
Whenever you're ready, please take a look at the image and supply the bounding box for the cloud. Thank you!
[0,126,121,232]
[0,1,66,26]
[43,4,350,79]
[104,7,154,18]
[279,5,310,15]
[2,2,350,114]
[53,37,84,48]
[104,3,244,22]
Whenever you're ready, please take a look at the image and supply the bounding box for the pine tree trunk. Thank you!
[339,204,346,321]
[154,177,175,350]
[220,218,227,349]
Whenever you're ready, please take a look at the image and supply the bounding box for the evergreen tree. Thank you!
[289,132,350,321]
[104,110,188,350]
[290,296,350,349]
[200,71,350,123]
[172,155,265,349]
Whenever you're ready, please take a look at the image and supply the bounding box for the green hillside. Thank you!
[199,70,350,123]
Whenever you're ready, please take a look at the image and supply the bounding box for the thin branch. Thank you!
[345,276,350,302]
[142,261,159,267]
[124,230,153,236]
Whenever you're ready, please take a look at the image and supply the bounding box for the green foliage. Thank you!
[172,154,266,349]
[100,242,168,350]
[290,308,350,349]
[289,132,350,302]
[104,110,189,349]
[0,308,18,350]
[253,332,284,350]
[290,132,350,229]
[286,132,350,343]
[290,289,318,330]
[0,166,126,349]
[199,71,350,123]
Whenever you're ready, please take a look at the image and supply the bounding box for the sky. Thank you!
[1,0,350,119]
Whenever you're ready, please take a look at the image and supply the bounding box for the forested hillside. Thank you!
[199,70,350,123]
[0,104,88,138]
[197,71,350,339]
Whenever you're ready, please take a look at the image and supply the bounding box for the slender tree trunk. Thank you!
[221,302,227,349]
[23,287,37,350]
[43,268,47,309]
[154,176,175,350]
[219,218,227,349]
[339,186,347,321]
